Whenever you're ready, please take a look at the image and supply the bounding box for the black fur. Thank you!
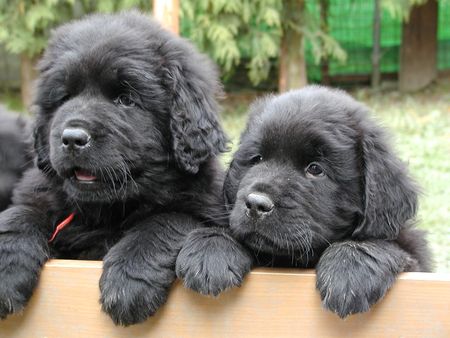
[0,12,227,325]
[0,110,32,211]
[177,86,432,318]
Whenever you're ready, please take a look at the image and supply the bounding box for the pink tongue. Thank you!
[75,170,97,181]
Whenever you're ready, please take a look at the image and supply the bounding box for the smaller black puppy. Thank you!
[0,110,32,211]
[177,86,432,318]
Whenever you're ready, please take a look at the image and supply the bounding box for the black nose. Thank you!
[245,193,274,218]
[61,128,90,149]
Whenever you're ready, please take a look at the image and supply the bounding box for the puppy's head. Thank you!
[224,86,417,262]
[33,12,227,203]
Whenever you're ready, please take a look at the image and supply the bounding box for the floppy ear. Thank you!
[162,40,228,174]
[353,122,418,240]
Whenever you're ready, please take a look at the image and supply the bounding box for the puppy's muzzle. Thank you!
[61,128,91,151]
[245,193,274,219]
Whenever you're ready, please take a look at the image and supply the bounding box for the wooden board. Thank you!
[0,260,449,337]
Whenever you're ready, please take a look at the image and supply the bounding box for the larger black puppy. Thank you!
[0,12,227,325]
[0,110,32,211]
[177,86,432,318]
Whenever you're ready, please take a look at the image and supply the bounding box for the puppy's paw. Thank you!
[316,241,401,318]
[0,259,44,319]
[0,235,47,319]
[100,263,169,326]
[176,228,253,296]
[316,269,389,318]
[0,279,30,320]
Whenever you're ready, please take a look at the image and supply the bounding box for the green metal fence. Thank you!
[306,0,450,82]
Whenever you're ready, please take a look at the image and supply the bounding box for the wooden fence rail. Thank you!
[0,260,449,337]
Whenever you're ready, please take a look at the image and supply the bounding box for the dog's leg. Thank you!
[100,213,201,326]
[176,227,253,296]
[0,206,50,319]
[316,239,418,318]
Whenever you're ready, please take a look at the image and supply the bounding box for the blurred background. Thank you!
[0,0,448,272]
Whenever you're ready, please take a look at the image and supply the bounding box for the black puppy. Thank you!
[0,110,32,211]
[177,86,432,318]
[0,12,227,325]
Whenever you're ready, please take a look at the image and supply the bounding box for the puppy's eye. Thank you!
[305,162,325,178]
[114,94,136,107]
[60,94,70,104]
[49,91,70,107]
[249,154,263,165]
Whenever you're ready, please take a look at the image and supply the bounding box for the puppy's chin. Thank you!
[237,232,291,255]
[62,178,127,203]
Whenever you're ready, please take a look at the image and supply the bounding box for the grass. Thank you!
[220,78,450,273]
[1,79,449,272]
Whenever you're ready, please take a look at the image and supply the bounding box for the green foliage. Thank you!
[181,0,346,85]
[0,0,151,57]
[78,0,150,14]
[181,0,282,85]
[0,0,74,56]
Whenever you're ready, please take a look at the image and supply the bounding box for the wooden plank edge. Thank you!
[44,259,450,281]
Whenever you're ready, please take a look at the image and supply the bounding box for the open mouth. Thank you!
[74,169,97,183]
[60,164,139,202]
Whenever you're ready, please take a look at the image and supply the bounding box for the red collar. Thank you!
[48,213,75,243]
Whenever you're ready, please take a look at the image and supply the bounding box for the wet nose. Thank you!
[245,193,274,218]
[61,128,90,150]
